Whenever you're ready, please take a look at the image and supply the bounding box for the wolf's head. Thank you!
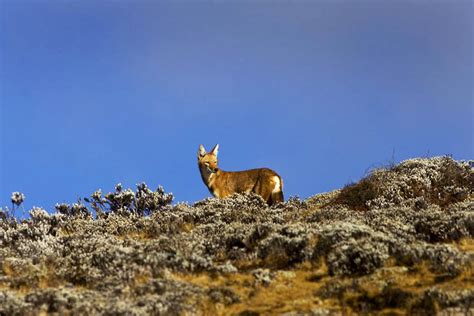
[197,144,219,173]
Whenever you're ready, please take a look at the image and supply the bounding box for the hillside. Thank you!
[1,156,473,315]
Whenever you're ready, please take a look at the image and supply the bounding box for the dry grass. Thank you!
[170,246,473,316]
[335,175,383,211]
[170,263,338,316]
[458,238,474,253]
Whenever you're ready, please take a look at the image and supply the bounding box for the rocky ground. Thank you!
[1,156,473,315]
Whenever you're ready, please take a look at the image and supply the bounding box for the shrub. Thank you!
[85,183,173,217]
[335,157,473,210]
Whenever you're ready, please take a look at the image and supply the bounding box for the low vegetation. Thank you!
[1,157,473,315]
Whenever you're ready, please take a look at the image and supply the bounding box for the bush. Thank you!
[85,183,173,217]
[335,157,473,210]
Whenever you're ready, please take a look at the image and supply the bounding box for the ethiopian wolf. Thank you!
[197,144,284,206]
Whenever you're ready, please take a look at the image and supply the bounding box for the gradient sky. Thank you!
[1,0,472,213]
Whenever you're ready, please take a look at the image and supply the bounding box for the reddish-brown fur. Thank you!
[198,144,284,206]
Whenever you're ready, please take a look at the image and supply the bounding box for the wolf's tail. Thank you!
[270,191,284,205]
[269,176,284,206]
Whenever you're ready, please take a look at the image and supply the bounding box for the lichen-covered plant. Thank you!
[84,183,173,217]
[0,157,472,315]
[335,156,473,210]
[11,192,25,206]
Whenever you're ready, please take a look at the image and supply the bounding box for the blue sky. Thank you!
[1,0,472,212]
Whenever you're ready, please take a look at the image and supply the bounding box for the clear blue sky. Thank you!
[1,0,472,212]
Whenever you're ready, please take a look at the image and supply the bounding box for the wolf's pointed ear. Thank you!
[198,144,207,158]
[210,144,219,157]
